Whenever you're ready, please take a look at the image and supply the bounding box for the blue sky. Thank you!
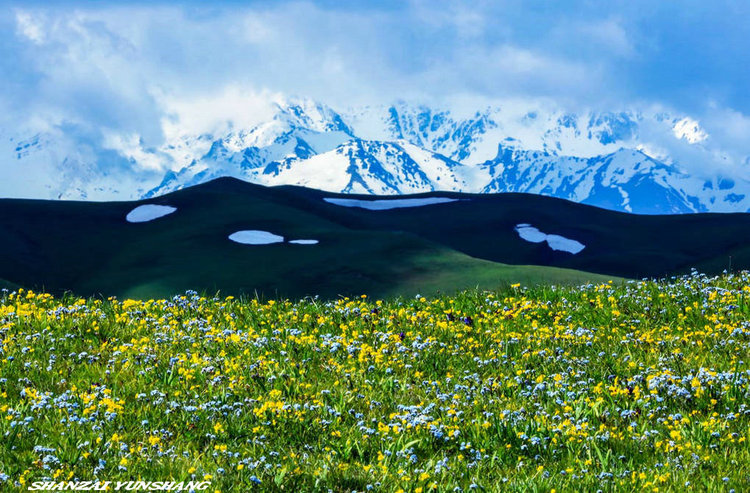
[2,1,749,161]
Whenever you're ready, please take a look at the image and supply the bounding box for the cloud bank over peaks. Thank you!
[0,1,749,187]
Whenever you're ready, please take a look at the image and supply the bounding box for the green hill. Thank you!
[2,177,748,298]
[0,278,18,291]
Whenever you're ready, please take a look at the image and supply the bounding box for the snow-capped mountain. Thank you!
[3,97,750,214]
[479,145,750,213]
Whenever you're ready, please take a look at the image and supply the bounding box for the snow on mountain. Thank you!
[672,117,709,144]
[481,146,699,213]
[2,96,749,215]
[344,103,643,164]
[345,103,498,164]
[148,137,466,197]
[481,144,750,214]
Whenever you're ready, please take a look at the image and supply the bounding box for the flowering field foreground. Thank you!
[1,273,749,492]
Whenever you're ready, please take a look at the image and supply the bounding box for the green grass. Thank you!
[0,279,18,290]
[2,178,750,299]
[0,272,748,491]
[0,178,623,299]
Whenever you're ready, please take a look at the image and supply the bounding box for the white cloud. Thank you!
[710,107,750,143]
[579,19,634,58]
[409,0,489,39]
[494,46,586,78]
[4,3,609,122]
[15,10,45,44]
[636,143,672,163]
[101,132,167,171]
[158,86,281,140]
[238,14,277,44]
[1,1,748,184]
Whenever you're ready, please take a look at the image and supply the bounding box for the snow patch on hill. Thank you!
[126,205,177,223]
[229,230,284,244]
[324,197,458,210]
[515,224,585,254]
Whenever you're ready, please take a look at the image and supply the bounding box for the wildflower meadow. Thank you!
[0,272,748,491]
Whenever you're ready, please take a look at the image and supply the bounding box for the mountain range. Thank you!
[3,98,749,214]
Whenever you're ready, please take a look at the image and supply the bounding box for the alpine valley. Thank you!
[4,97,750,214]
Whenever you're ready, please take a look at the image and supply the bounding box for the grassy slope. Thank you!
[0,278,18,290]
[0,179,614,299]
[279,185,750,280]
[3,176,750,299]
